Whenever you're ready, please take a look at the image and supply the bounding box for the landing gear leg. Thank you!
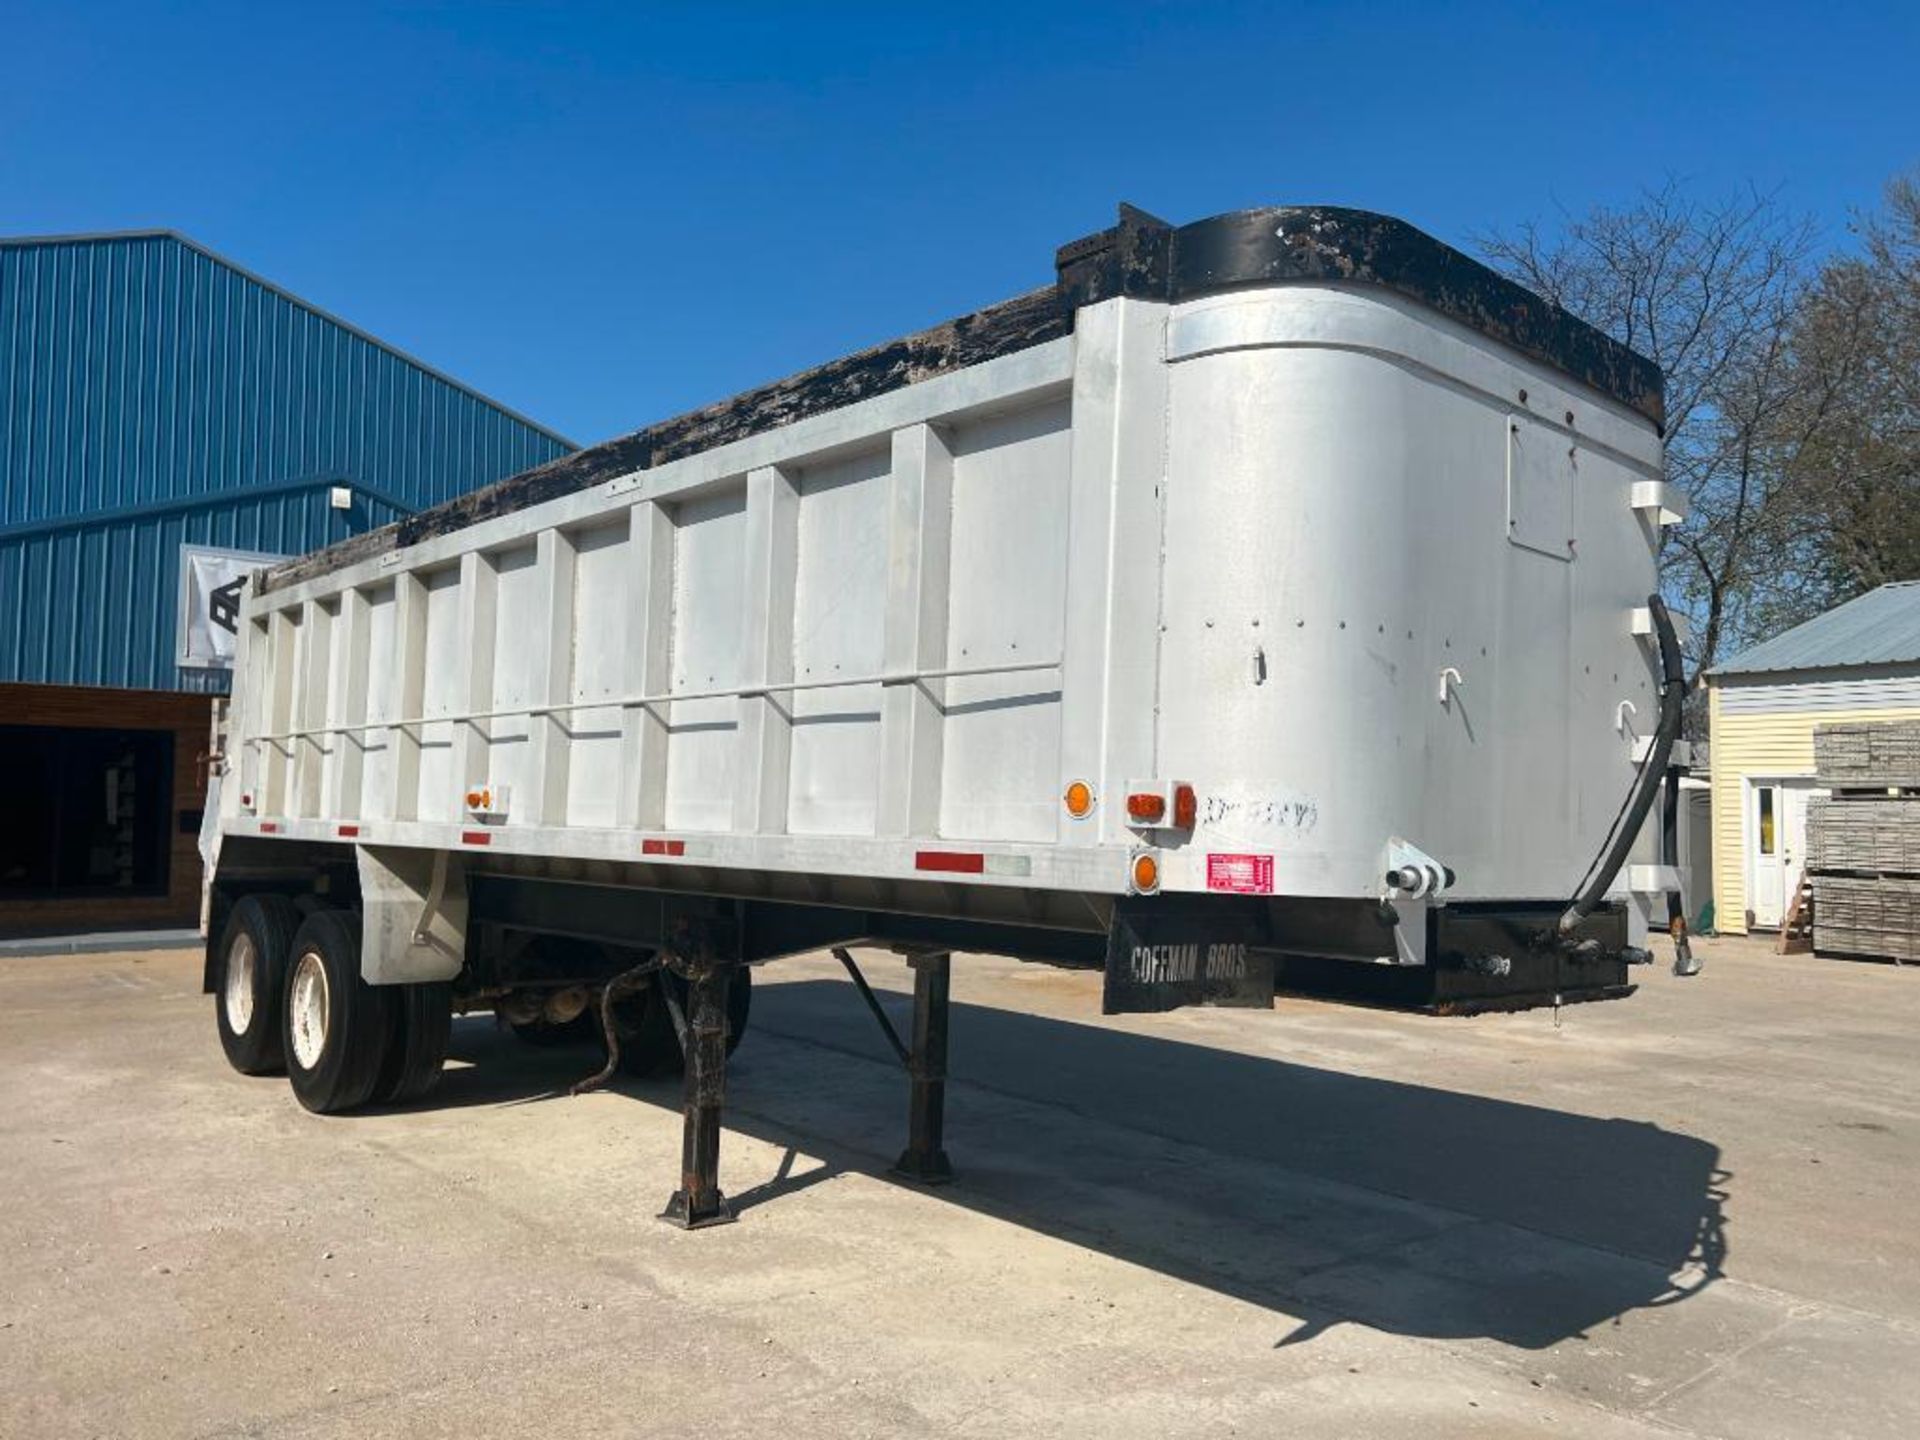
[892,951,953,1185]
[659,957,737,1229]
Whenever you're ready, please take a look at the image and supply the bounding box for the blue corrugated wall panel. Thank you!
[0,232,571,693]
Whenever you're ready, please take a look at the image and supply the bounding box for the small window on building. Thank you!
[1758,787,1777,856]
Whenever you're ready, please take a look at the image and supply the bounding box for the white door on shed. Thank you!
[1748,778,1824,929]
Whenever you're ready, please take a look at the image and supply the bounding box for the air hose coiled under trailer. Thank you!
[1556,592,1698,976]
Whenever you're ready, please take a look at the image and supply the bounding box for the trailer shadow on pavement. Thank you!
[418,977,1727,1355]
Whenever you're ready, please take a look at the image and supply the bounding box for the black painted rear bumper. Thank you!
[1101,894,1636,1015]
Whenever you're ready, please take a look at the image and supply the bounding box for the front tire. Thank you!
[215,894,300,1075]
[283,910,395,1114]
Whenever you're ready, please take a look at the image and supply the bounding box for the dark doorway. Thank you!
[0,725,174,898]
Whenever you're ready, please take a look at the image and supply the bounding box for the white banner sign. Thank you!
[178,544,284,669]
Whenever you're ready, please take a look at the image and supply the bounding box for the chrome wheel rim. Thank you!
[224,933,257,1035]
[289,950,331,1070]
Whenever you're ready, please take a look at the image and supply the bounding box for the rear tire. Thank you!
[613,966,752,1078]
[373,982,453,1105]
[215,894,300,1075]
[283,910,394,1115]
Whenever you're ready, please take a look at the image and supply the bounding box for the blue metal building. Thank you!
[1,229,571,693]
[0,230,571,932]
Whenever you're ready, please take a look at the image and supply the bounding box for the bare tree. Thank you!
[1478,183,1821,682]
[1785,174,1920,599]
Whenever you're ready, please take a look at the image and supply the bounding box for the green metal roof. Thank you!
[1710,582,1920,678]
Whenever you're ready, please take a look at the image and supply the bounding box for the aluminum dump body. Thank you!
[216,206,1676,978]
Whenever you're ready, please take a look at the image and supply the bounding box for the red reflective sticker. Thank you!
[1206,853,1274,894]
[641,838,686,857]
[337,824,361,838]
[916,851,985,874]
[461,830,492,846]
[258,822,280,834]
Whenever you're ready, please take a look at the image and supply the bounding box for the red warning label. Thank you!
[1207,853,1274,894]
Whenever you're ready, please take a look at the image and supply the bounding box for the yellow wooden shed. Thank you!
[1706,582,1920,933]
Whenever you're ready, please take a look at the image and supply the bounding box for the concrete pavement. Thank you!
[1,934,1916,1437]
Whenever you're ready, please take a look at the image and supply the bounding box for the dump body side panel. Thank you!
[221,284,1664,919]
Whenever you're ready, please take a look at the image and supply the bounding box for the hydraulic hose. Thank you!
[1557,592,1686,937]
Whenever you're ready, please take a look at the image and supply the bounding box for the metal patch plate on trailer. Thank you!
[1102,896,1274,1014]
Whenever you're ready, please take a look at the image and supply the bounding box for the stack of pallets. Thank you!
[1809,720,1920,963]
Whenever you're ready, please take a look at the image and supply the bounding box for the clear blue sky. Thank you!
[4,1,1915,445]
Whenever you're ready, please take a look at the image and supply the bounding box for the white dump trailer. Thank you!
[203,205,1691,1225]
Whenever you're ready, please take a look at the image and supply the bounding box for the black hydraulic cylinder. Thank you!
[660,961,736,1228]
[893,952,954,1184]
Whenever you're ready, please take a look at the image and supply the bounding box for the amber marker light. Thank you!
[1064,780,1095,818]
[1131,852,1160,894]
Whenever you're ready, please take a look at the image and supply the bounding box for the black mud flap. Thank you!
[1102,896,1275,1014]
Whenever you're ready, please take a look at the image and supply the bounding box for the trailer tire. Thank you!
[510,1013,598,1046]
[613,966,752,1079]
[215,894,300,1075]
[283,909,395,1115]
[373,982,453,1106]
